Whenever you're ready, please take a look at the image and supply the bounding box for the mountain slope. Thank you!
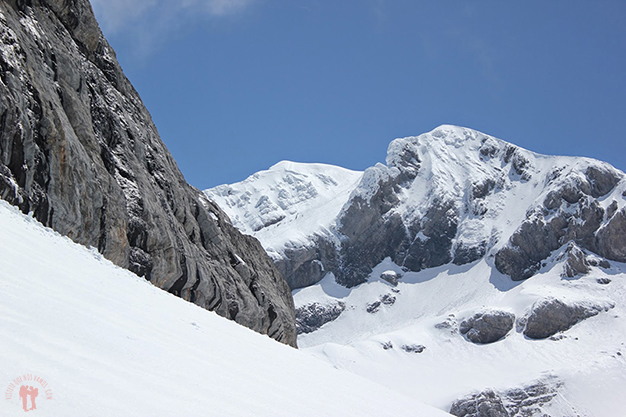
[293,255,626,416]
[0,200,450,417]
[208,125,626,289]
[0,0,295,345]
[207,125,626,415]
[206,161,362,289]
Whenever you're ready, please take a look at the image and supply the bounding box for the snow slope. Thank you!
[200,125,626,414]
[0,200,449,417]
[293,255,626,415]
[205,161,362,260]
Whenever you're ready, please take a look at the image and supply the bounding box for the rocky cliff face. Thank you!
[337,125,626,286]
[0,0,296,346]
[208,125,626,289]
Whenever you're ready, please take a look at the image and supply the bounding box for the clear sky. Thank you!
[90,0,626,190]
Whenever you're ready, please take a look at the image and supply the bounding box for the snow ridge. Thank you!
[205,161,362,260]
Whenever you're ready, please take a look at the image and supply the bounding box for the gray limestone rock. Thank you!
[273,236,339,290]
[496,164,624,281]
[380,270,400,286]
[401,344,425,353]
[450,389,508,417]
[366,300,381,314]
[366,293,396,314]
[435,314,458,334]
[295,301,345,334]
[451,378,566,417]
[560,242,590,278]
[459,310,515,344]
[381,341,393,350]
[0,0,296,345]
[522,297,614,339]
[595,207,626,263]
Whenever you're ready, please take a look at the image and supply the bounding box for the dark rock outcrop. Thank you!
[451,378,565,417]
[0,0,296,345]
[495,165,624,281]
[366,293,396,313]
[273,236,339,290]
[380,270,400,286]
[560,242,591,278]
[459,310,515,344]
[295,301,345,334]
[401,344,425,353]
[450,389,508,417]
[521,297,614,339]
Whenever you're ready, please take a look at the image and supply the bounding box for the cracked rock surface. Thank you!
[0,0,296,346]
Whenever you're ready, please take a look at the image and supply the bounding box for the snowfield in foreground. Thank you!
[0,201,448,417]
[294,256,626,415]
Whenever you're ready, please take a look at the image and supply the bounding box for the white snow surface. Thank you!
[0,200,449,417]
[293,255,626,415]
[205,161,362,260]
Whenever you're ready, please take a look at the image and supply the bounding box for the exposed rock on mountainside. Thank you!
[520,297,614,339]
[450,378,567,417]
[295,301,345,334]
[206,161,362,290]
[208,125,626,288]
[459,310,515,344]
[0,0,296,345]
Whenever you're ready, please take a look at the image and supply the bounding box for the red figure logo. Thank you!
[18,385,38,412]
[5,374,52,412]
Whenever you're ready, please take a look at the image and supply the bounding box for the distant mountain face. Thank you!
[206,161,362,289]
[207,125,626,289]
[0,0,296,345]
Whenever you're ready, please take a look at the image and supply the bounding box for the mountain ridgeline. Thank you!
[0,0,296,345]
[208,125,626,289]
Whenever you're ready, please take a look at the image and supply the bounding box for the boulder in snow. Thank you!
[401,344,426,354]
[459,310,515,344]
[521,297,614,339]
[380,270,400,286]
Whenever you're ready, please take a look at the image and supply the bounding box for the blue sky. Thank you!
[91,0,626,189]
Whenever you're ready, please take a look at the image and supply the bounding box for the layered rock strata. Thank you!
[0,0,296,346]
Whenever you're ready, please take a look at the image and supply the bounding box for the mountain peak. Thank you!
[208,126,626,288]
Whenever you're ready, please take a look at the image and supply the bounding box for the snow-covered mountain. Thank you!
[206,161,363,289]
[0,200,450,417]
[206,125,626,415]
[293,252,626,416]
[206,125,626,289]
